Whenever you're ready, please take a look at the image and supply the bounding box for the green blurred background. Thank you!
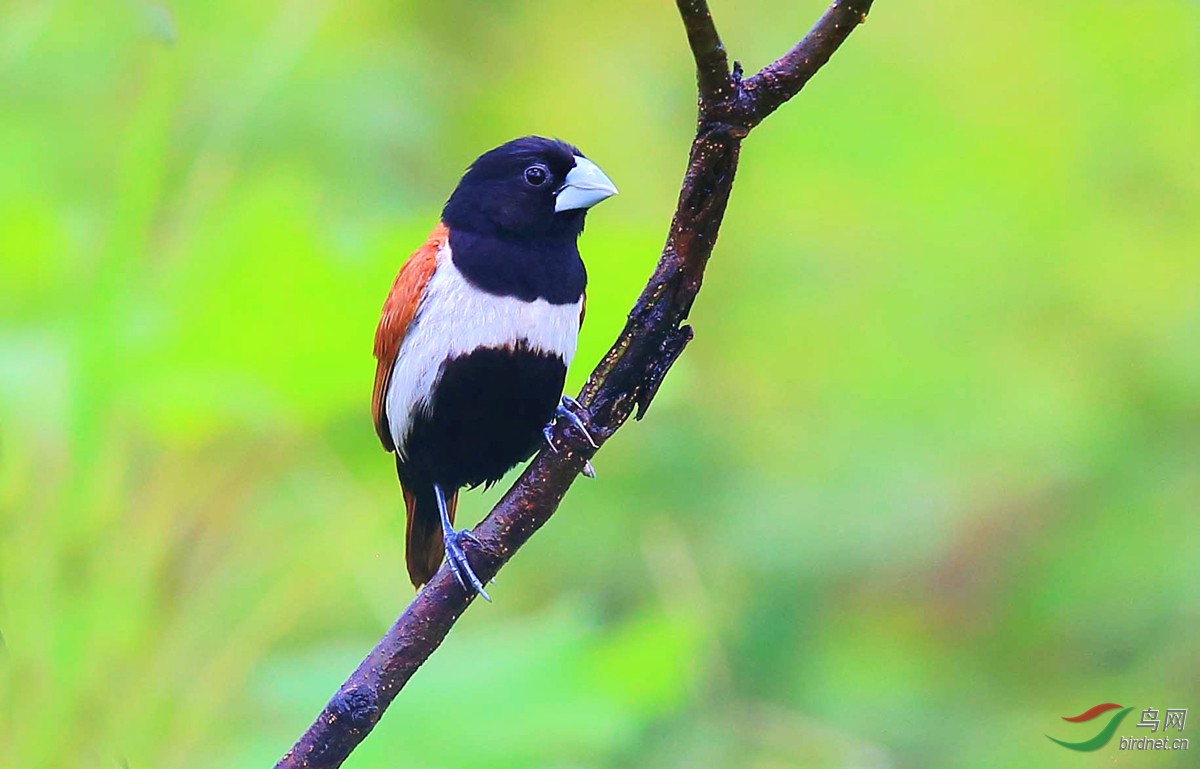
[2,1,1198,767]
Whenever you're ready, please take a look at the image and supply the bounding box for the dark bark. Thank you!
[276,2,874,766]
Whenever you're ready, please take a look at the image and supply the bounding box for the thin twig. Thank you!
[742,0,875,126]
[276,3,874,767]
[675,0,733,103]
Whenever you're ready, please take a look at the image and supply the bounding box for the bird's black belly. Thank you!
[401,345,566,490]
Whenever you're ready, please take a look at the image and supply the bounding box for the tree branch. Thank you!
[676,0,733,103]
[742,0,875,126]
[276,3,874,767]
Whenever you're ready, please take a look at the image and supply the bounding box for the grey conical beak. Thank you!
[554,156,618,213]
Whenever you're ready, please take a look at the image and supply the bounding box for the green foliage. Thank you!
[1,1,1197,767]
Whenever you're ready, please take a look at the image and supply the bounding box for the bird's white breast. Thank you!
[384,242,582,456]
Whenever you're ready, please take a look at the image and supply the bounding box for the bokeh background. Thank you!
[2,1,1198,767]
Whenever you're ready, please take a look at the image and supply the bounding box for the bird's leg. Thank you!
[434,483,491,602]
[542,395,598,477]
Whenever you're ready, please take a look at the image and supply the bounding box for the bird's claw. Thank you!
[443,528,491,602]
[559,396,599,448]
[542,397,599,479]
[549,395,598,448]
[541,421,559,453]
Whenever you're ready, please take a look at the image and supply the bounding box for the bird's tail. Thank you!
[402,482,456,588]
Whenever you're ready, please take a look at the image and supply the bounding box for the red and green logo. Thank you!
[1047,703,1134,751]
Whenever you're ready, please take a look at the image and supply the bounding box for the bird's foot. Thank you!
[443,528,491,602]
[542,396,598,477]
[543,395,598,449]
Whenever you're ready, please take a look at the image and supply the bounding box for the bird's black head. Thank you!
[442,136,617,242]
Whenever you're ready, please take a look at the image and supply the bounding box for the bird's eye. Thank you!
[523,164,549,187]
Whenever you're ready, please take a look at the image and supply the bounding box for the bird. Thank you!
[371,136,618,600]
